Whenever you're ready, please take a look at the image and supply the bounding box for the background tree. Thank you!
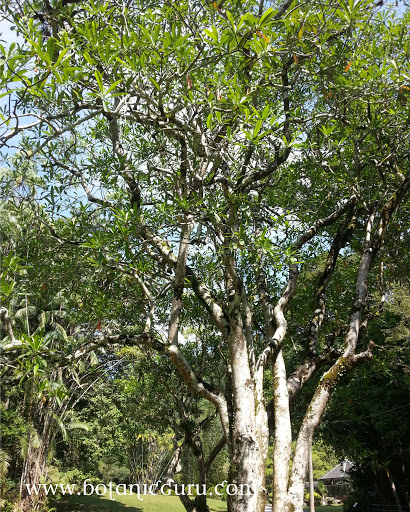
[0,165,144,510]
[320,282,410,512]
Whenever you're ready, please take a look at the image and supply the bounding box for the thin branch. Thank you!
[133,270,155,332]
[257,195,358,368]
[204,434,226,474]
[138,222,230,338]
[25,109,103,159]
[168,218,194,346]
[308,207,357,357]
[49,156,115,208]
[0,307,18,344]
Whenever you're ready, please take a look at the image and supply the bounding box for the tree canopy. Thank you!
[1,1,409,511]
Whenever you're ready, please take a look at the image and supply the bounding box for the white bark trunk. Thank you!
[286,382,330,512]
[309,446,315,512]
[387,469,403,512]
[228,318,268,512]
[254,365,269,512]
[272,350,292,511]
[228,322,260,512]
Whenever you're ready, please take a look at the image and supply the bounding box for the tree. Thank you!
[0,166,114,511]
[320,282,410,511]
[0,164,227,512]
[116,339,230,512]
[1,1,409,511]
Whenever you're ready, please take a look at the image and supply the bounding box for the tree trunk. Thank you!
[228,429,267,512]
[227,323,268,512]
[309,445,315,512]
[19,419,51,511]
[163,439,185,486]
[254,365,269,512]
[387,468,403,512]
[272,350,292,511]
[178,492,210,512]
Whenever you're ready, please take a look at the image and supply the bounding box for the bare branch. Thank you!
[138,222,230,337]
[49,156,115,208]
[0,307,18,345]
[133,270,155,332]
[257,196,358,368]
[167,344,230,449]
[273,0,295,20]
[168,218,194,346]
[204,434,226,474]
[308,207,357,357]
[293,195,357,251]
[25,109,103,159]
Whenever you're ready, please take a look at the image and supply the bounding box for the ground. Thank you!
[53,493,227,511]
[52,494,342,511]
[304,508,342,512]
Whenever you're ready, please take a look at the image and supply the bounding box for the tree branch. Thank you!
[168,218,194,346]
[204,434,226,474]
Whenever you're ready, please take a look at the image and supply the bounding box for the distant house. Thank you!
[319,460,354,498]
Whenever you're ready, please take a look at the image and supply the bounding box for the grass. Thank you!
[53,493,343,511]
[53,493,228,511]
[303,507,343,511]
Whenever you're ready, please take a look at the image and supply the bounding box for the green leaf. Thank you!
[242,12,257,27]
[0,277,15,297]
[260,7,274,26]
[226,11,236,32]
[94,70,104,93]
[83,51,94,66]
[262,104,270,120]
[46,37,56,61]
[206,112,213,129]
[53,48,69,68]
[149,77,160,90]
[253,119,263,139]
[204,26,218,41]
[106,79,122,94]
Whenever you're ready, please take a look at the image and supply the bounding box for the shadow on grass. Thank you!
[52,494,144,512]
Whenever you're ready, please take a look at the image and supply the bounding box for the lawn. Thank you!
[303,507,342,512]
[53,493,228,511]
[53,493,343,512]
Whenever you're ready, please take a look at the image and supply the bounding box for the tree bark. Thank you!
[387,468,403,512]
[19,412,52,511]
[227,322,267,512]
[309,445,315,512]
[254,365,269,512]
[272,350,292,511]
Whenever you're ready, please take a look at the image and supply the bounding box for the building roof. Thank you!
[319,460,354,480]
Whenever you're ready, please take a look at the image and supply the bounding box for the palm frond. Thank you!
[0,450,10,480]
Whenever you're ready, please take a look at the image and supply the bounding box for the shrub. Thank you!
[97,462,130,484]
[305,492,322,505]
[48,466,98,487]
[317,480,328,497]
[218,482,228,502]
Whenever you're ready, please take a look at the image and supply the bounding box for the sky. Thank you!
[0,18,19,48]
[0,17,29,162]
